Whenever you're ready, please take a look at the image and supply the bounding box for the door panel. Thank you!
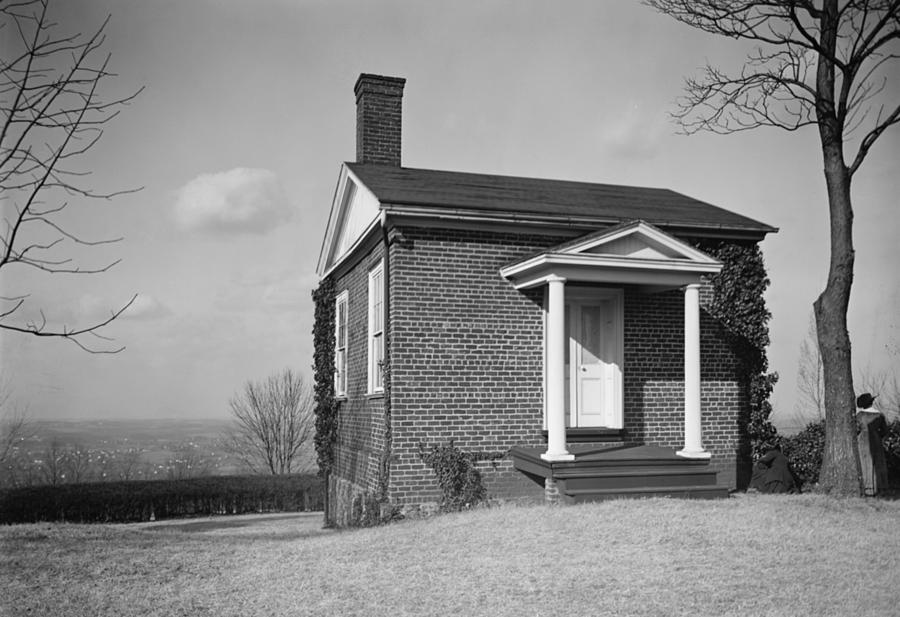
[578,304,606,422]
[566,292,622,429]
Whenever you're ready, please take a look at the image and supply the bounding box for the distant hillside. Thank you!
[29,418,233,450]
[3,418,316,488]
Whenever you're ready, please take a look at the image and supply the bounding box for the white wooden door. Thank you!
[567,292,622,428]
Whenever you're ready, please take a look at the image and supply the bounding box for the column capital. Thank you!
[683,282,702,291]
[545,274,567,284]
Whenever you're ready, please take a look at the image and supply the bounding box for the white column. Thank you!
[542,275,574,462]
[678,283,710,459]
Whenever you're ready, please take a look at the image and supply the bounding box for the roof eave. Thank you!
[381,202,776,239]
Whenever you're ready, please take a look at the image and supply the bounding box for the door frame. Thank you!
[543,286,624,430]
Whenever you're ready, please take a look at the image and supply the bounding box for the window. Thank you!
[368,260,385,393]
[335,291,348,396]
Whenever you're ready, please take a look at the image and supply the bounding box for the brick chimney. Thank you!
[354,73,406,166]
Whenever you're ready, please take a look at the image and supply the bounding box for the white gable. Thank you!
[584,235,681,260]
[317,165,382,276]
[500,220,722,291]
[563,220,717,264]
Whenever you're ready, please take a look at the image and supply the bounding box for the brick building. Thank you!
[316,74,776,525]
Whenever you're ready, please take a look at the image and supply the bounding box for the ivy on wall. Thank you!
[695,240,779,457]
[311,264,391,526]
[311,278,338,475]
[418,441,506,512]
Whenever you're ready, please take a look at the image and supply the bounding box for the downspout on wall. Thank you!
[379,215,392,505]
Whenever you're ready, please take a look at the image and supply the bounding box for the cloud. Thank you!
[76,294,170,322]
[121,295,171,320]
[173,168,292,234]
[597,103,668,159]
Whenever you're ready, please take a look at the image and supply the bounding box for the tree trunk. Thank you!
[812,0,861,497]
[813,142,861,496]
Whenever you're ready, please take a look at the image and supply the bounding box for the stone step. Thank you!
[563,485,729,503]
[557,467,719,490]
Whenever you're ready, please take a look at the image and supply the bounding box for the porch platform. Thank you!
[509,444,729,503]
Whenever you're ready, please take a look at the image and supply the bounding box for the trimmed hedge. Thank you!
[0,474,323,524]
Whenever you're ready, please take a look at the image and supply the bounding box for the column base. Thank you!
[676,448,711,460]
[541,451,575,462]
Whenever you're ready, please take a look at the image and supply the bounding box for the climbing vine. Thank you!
[312,277,338,475]
[695,240,779,458]
[418,441,506,512]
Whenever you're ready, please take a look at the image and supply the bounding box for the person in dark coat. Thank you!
[856,392,888,497]
[748,443,797,494]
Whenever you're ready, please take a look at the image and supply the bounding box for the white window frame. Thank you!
[334,290,349,397]
[367,260,385,393]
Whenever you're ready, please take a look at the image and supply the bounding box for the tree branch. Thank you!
[0,0,142,352]
[0,294,137,353]
[848,99,900,174]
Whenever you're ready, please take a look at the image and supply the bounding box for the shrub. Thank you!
[779,418,900,490]
[779,420,825,488]
[349,492,384,528]
[418,441,489,512]
[884,419,900,486]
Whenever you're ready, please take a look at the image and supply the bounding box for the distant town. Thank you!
[0,419,316,488]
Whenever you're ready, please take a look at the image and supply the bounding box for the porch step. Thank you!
[509,445,729,503]
[556,466,718,491]
[563,484,729,503]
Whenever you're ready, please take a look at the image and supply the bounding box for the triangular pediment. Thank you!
[558,220,718,265]
[317,164,382,276]
[499,220,722,291]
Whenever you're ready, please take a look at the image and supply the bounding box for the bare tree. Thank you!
[0,389,30,464]
[60,443,93,483]
[646,0,900,495]
[1,0,141,353]
[1,450,38,488]
[796,315,825,422]
[166,442,209,480]
[107,446,143,481]
[858,366,900,421]
[224,369,315,475]
[37,438,64,485]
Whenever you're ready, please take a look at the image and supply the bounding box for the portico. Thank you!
[499,220,723,462]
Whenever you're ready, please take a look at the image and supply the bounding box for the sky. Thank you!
[1,0,898,432]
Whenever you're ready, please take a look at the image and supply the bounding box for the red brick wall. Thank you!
[354,75,405,167]
[329,243,388,524]
[326,226,754,517]
[387,226,564,505]
[622,288,747,489]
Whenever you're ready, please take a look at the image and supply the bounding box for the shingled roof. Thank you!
[346,163,776,237]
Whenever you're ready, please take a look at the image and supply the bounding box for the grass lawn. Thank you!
[2,495,899,617]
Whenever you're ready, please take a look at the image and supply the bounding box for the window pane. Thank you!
[335,293,348,395]
[337,301,347,343]
[368,263,384,392]
[374,333,383,388]
[372,270,383,333]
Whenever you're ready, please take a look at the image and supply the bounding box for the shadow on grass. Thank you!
[142,512,327,535]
